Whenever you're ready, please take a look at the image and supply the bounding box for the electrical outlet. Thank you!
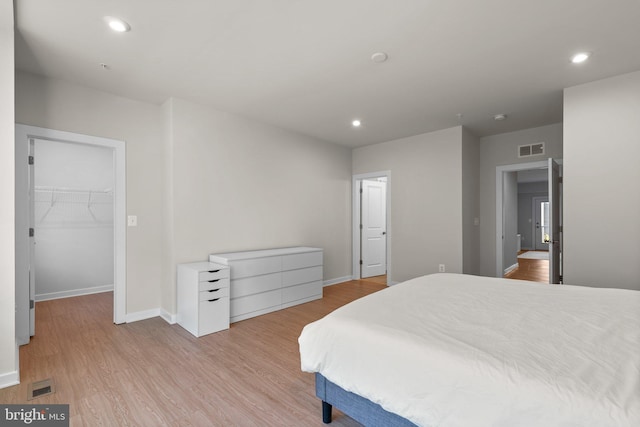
[438,264,445,273]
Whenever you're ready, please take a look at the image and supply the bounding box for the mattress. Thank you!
[298,273,640,427]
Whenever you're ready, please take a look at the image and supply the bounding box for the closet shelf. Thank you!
[34,186,113,208]
[34,186,113,195]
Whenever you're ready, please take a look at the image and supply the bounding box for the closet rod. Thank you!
[34,186,113,195]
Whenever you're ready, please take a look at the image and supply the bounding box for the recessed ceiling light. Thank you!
[104,16,131,33]
[494,114,507,121]
[352,119,362,127]
[571,52,590,64]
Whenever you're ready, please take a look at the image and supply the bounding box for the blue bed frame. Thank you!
[315,373,418,426]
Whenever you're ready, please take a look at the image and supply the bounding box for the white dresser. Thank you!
[209,247,323,323]
[177,262,230,337]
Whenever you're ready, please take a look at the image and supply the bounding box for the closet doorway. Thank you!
[15,125,126,345]
[352,171,391,285]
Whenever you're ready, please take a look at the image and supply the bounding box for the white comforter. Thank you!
[298,273,640,427]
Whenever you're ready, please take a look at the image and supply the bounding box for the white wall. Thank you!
[15,73,353,322]
[462,128,480,275]
[563,71,640,290]
[353,126,464,283]
[33,140,114,300]
[15,71,165,314]
[0,0,17,388]
[479,123,563,276]
[163,97,353,314]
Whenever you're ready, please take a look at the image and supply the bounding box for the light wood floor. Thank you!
[1,279,386,426]
[361,274,387,285]
[504,251,549,283]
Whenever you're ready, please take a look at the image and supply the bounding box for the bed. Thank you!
[298,273,640,427]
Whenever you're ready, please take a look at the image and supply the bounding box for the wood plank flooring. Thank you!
[504,251,549,283]
[360,274,387,285]
[1,279,386,426]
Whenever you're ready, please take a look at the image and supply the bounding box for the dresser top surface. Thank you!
[178,261,228,271]
[209,246,322,262]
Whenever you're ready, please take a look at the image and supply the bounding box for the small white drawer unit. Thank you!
[177,262,230,337]
[209,247,323,323]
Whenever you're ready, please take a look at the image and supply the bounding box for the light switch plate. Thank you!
[127,215,137,227]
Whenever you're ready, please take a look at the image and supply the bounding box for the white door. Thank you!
[548,158,561,284]
[361,180,387,278]
[533,196,549,251]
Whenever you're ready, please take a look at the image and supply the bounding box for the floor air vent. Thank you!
[27,378,55,400]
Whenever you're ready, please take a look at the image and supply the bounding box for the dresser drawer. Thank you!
[230,256,282,279]
[198,297,230,336]
[282,265,322,287]
[199,286,230,301]
[282,251,322,271]
[230,289,281,317]
[231,272,281,298]
[199,268,230,282]
[199,278,230,292]
[282,280,322,304]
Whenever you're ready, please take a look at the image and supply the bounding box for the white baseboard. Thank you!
[35,284,114,302]
[0,345,20,390]
[504,263,519,275]
[126,308,161,323]
[125,308,177,325]
[129,276,361,325]
[326,275,394,286]
[323,276,352,287]
[160,308,177,325]
[0,370,19,390]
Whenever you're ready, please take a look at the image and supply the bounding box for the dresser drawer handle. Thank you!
[208,288,220,293]
[208,269,220,273]
[207,298,220,302]
[208,279,220,283]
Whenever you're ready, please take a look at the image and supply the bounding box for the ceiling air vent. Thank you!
[518,142,545,158]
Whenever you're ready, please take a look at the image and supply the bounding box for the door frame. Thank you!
[352,171,391,285]
[495,160,549,278]
[15,124,127,342]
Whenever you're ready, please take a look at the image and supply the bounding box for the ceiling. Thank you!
[14,0,640,148]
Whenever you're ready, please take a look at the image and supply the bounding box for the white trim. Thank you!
[0,370,19,390]
[126,308,160,324]
[504,263,519,275]
[495,160,562,277]
[496,161,547,277]
[0,345,19,389]
[323,276,353,287]
[352,171,392,286]
[35,285,113,302]
[127,308,177,325]
[15,124,127,325]
[160,309,177,325]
